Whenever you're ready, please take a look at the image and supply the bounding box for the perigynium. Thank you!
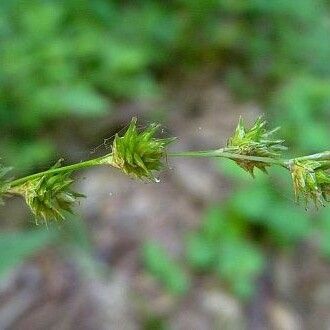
[0,116,329,224]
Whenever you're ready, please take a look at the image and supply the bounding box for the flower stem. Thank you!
[292,151,330,162]
[170,150,330,171]
[8,150,330,189]
[9,155,113,187]
[169,149,288,167]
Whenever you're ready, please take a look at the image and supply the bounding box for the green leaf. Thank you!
[266,205,311,244]
[0,165,12,204]
[142,241,189,295]
[0,229,57,278]
[186,233,216,269]
[202,206,227,240]
[36,85,109,116]
[4,140,55,173]
[230,184,273,219]
[216,238,264,299]
[317,208,330,258]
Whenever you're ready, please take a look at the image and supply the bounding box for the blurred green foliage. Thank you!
[140,0,330,299]
[0,229,56,277]
[0,0,330,302]
[271,76,330,152]
[142,241,190,295]
[2,0,329,170]
[186,206,264,299]
[0,216,103,281]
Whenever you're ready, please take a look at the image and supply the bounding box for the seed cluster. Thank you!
[14,161,84,224]
[0,116,328,224]
[226,116,287,176]
[290,160,330,209]
[111,117,175,181]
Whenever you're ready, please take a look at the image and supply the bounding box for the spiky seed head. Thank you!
[110,117,176,181]
[14,161,85,224]
[290,160,330,209]
[227,116,287,176]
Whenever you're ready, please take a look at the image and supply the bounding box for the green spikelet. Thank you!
[13,160,85,224]
[110,117,176,181]
[227,116,287,176]
[290,160,330,209]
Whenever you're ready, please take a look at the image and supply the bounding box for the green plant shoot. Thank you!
[1,116,329,224]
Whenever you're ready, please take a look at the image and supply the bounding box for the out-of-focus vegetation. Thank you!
[2,0,329,169]
[0,0,330,305]
[0,229,56,277]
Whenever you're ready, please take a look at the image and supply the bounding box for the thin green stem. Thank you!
[7,148,330,189]
[170,149,330,171]
[293,151,330,162]
[9,155,113,187]
[169,149,288,167]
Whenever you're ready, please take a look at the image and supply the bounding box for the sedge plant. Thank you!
[1,116,329,225]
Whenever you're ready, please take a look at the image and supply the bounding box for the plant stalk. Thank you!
[292,151,330,162]
[7,149,330,189]
[169,148,288,167]
[170,149,330,170]
[9,155,113,187]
